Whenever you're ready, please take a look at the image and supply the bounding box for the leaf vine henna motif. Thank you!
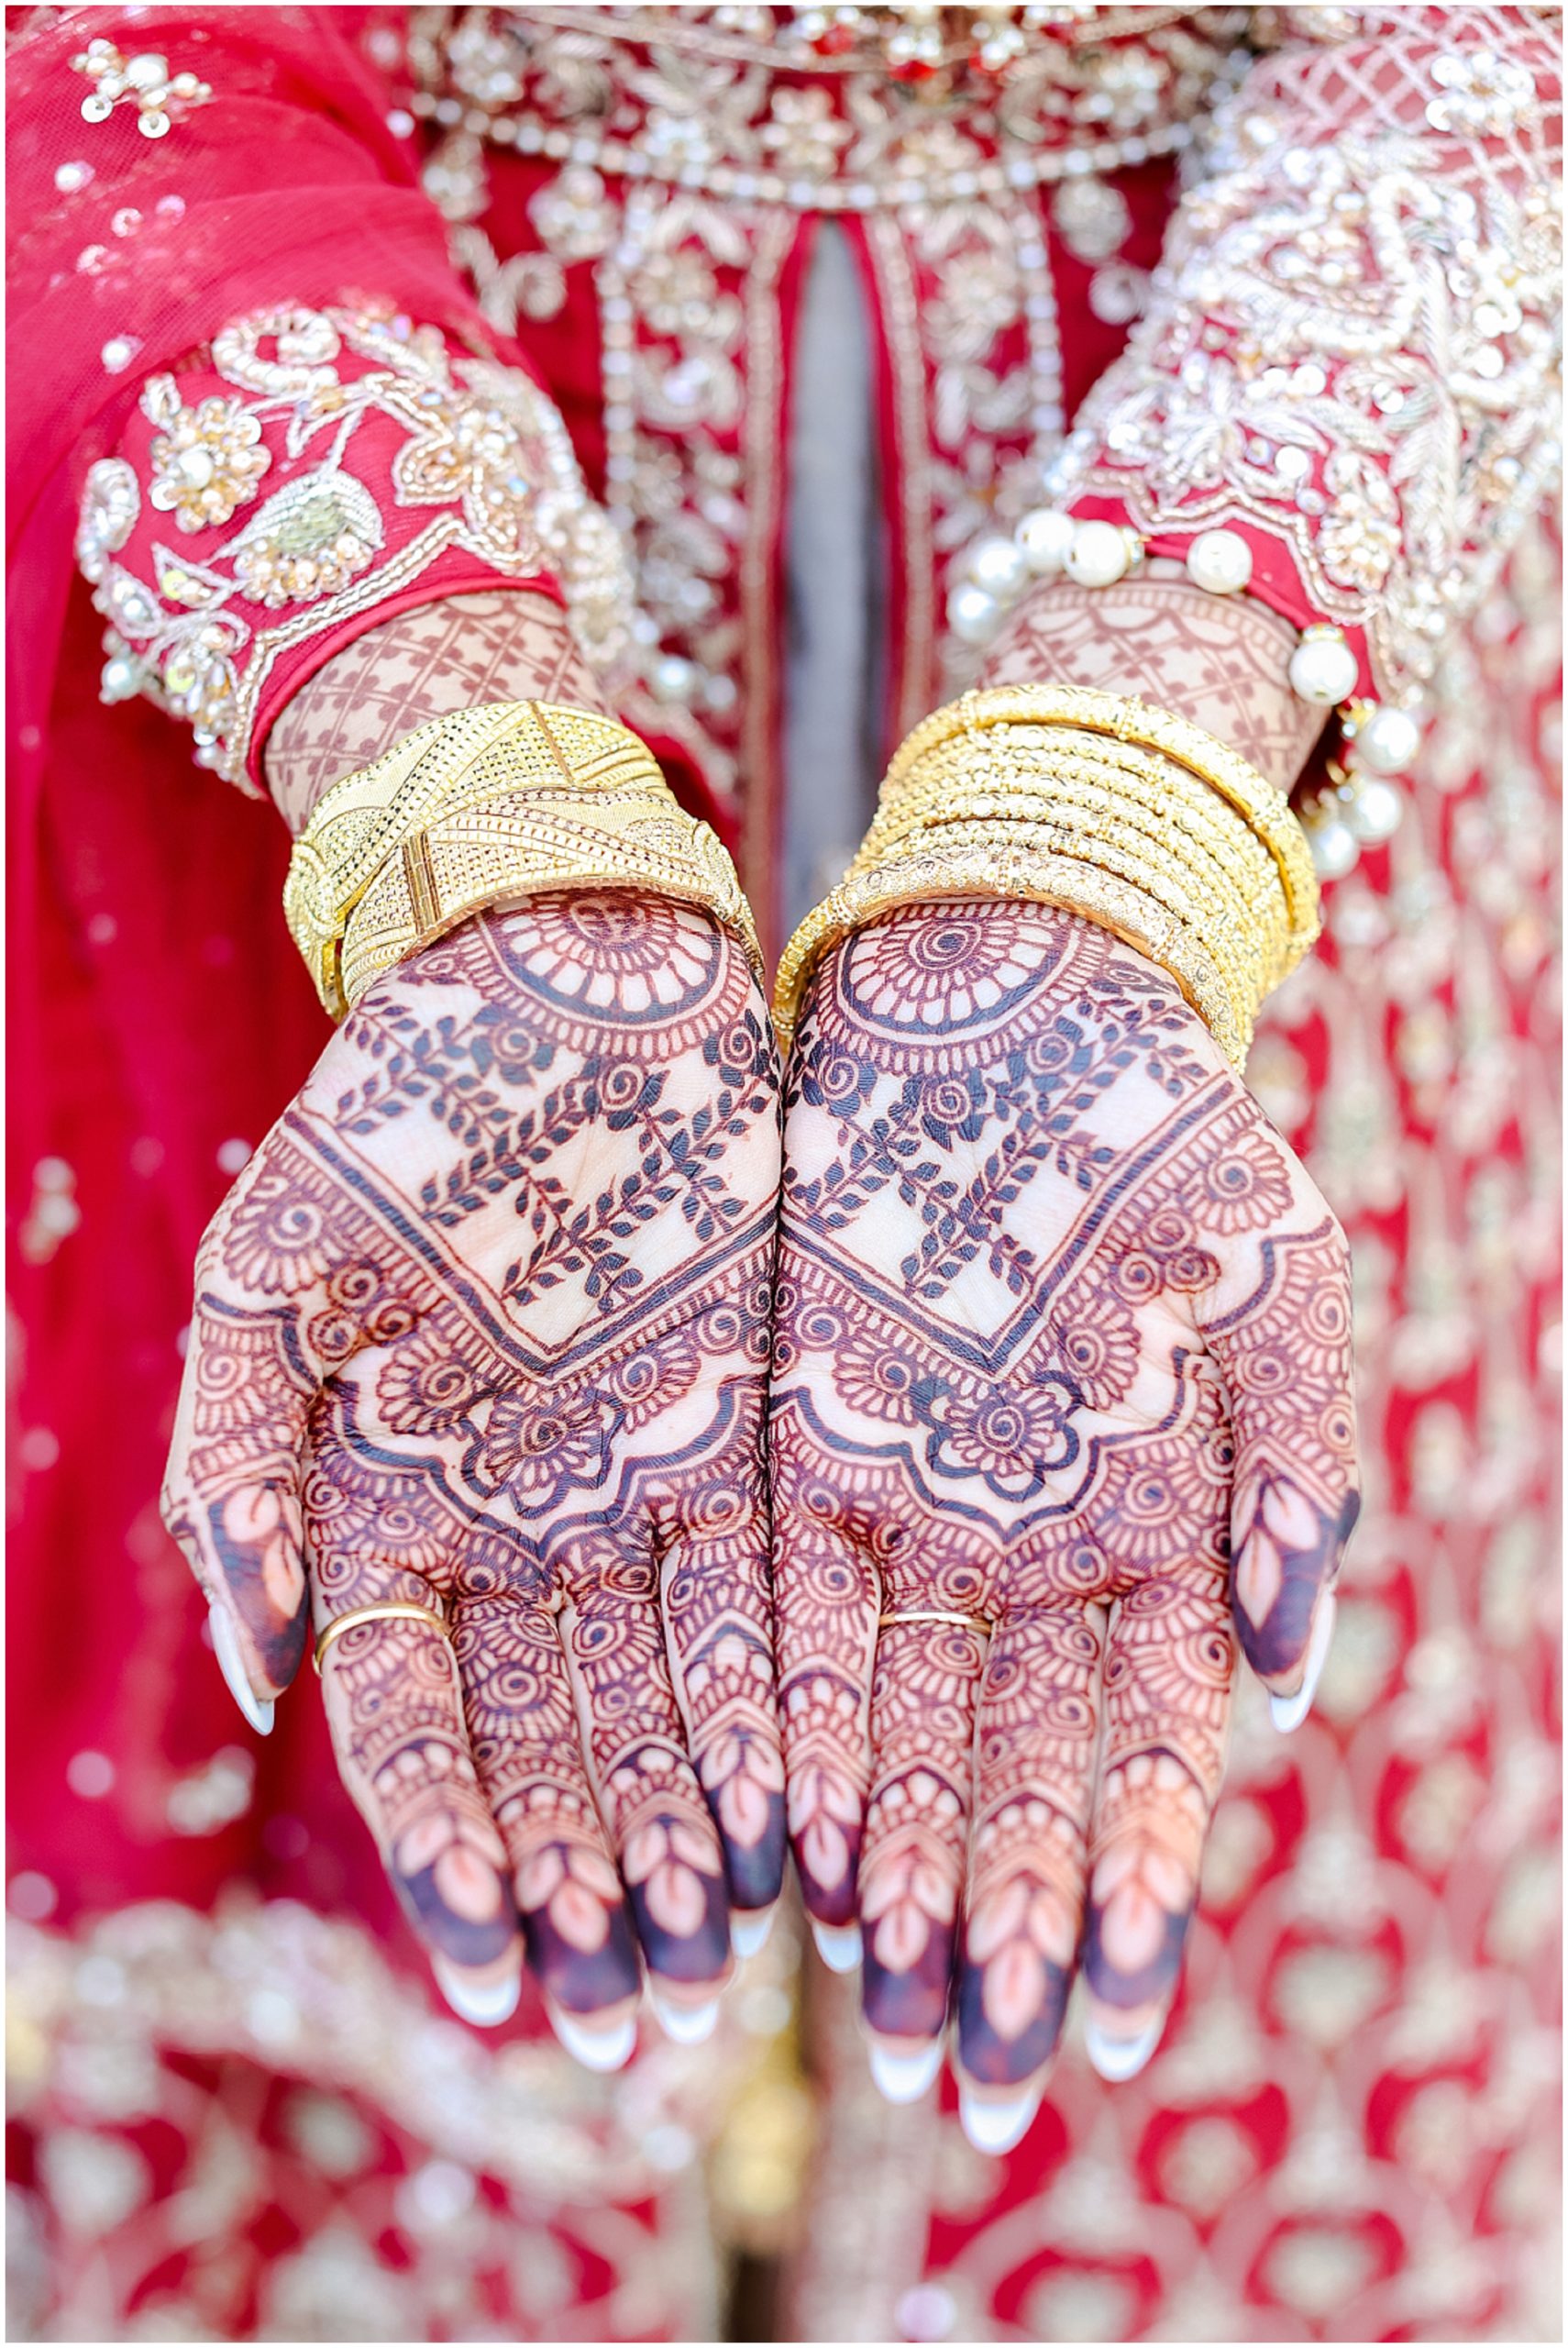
[162,892,786,2054]
[771,900,1357,2144]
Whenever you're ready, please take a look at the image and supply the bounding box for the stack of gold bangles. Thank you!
[284,698,762,1020]
[772,684,1320,1069]
[283,684,1317,1068]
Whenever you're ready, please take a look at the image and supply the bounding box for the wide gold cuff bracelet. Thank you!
[772,684,1320,1069]
[283,700,762,1019]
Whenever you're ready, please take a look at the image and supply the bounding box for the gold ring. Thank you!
[313,1600,454,1675]
[878,1609,994,1634]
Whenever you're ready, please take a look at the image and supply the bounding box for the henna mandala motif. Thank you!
[163,891,785,2050]
[772,900,1357,2135]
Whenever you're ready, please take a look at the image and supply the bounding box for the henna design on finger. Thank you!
[163,892,785,2022]
[554,1534,734,1993]
[657,1374,790,1915]
[773,900,1357,2088]
[455,1593,643,2016]
[955,1606,1103,2087]
[1201,1224,1362,1687]
[317,1604,521,1972]
[771,1504,878,1931]
[858,1619,987,2043]
[161,1260,319,1697]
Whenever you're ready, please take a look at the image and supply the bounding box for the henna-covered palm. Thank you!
[772,902,1357,2143]
[163,892,785,2060]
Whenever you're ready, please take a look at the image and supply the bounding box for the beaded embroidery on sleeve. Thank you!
[74,304,633,793]
[1043,5,1563,707]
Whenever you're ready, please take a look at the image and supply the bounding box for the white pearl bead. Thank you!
[1015,507,1078,576]
[177,447,215,487]
[949,581,1001,644]
[1184,527,1253,595]
[966,535,1030,602]
[123,52,170,89]
[1347,777,1404,844]
[1352,703,1421,775]
[101,656,140,702]
[1306,811,1361,879]
[1288,626,1359,706]
[1064,519,1132,589]
[650,654,700,704]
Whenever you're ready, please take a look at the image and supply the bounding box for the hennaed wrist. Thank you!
[772,683,1320,1069]
[284,699,762,1019]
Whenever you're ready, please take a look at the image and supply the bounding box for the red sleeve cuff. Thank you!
[1064,493,1375,705]
[74,304,608,792]
[248,559,562,791]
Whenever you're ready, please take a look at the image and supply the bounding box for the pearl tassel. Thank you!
[1288,623,1361,706]
[946,508,1423,883]
[1297,703,1423,877]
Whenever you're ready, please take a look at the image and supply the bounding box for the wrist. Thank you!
[264,588,612,835]
[976,571,1322,794]
[285,699,761,1021]
[775,681,1320,1069]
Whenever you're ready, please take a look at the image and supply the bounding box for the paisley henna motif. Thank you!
[772,900,1356,2133]
[163,892,785,2048]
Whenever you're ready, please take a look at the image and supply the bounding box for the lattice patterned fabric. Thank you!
[1048,6,1563,706]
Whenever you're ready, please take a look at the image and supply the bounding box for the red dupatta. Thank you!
[6,8,526,1941]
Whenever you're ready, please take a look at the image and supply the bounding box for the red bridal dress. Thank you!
[7,7,1561,2340]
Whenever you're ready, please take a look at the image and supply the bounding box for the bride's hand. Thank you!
[771,900,1356,2143]
[162,892,784,2061]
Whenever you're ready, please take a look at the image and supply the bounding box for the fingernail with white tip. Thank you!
[731,1907,775,1960]
[432,1955,521,2029]
[1085,2011,1165,2082]
[868,2036,944,2105]
[209,1603,274,1736]
[811,1919,863,1974]
[1271,1590,1338,1734]
[649,1988,720,2045]
[959,2085,1040,2154]
[547,1999,637,2073]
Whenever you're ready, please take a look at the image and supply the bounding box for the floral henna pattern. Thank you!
[771,900,1356,2127]
[162,892,785,2045]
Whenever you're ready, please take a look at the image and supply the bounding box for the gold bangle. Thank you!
[773,685,1320,1068]
[873,754,1287,1035]
[284,700,761,1019]
[313,1600,454,1675]
[869,761,1284,968]
[887,685,1320,964]
[778,848,1246,1060]
[887,724,1302,985]
[889,731,1285,908]
[337,782,759,1015]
